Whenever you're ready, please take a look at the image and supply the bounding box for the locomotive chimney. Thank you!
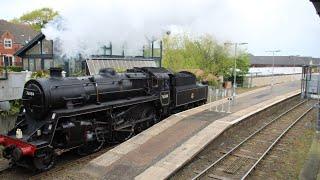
[49,67,63,78]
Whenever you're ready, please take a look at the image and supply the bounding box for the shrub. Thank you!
[0,100,21,118]
[31,70,49,79]
[0,66,23,73]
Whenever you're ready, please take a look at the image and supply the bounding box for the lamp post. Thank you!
[266,50,281,90]
[225,42,248,101]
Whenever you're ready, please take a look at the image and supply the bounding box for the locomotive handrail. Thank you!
[98,88,145,95]
[62,96,85,101]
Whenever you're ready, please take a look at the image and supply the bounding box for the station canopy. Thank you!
[86,57,157,75]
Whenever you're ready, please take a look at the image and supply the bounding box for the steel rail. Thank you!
[240,106,313,180]
[0,167,10,175]
[191,100,307,180]
[29,145,115,179]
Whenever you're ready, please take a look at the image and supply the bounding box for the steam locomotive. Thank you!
[0,67,208,171]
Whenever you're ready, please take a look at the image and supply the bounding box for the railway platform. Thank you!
[80,81,300,180]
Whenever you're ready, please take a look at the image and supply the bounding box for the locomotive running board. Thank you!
[114,116,154,131]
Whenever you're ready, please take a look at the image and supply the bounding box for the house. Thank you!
[0,20,37,67]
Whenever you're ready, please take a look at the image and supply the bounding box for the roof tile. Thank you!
[0,19,37,45]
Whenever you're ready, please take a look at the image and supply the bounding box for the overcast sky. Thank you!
[1,0,319,57]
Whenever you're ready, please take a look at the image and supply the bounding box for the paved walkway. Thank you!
[81,81,301,180]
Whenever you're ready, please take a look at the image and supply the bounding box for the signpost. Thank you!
[301,65,320,132]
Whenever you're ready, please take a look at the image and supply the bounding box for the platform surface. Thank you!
[81,81,301,180]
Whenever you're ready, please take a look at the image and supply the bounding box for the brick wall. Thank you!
[0,31,23,67]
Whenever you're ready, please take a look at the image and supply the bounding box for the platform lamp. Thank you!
[266,50,281,90]
[224,42,248,102]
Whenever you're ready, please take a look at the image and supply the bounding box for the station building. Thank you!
[250,55,320,67]
[15,33,162,76]
[14,33,54,72]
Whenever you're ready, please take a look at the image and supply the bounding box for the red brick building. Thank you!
[0,20,37,67]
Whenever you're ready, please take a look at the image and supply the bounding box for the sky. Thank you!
[1,0,319,57]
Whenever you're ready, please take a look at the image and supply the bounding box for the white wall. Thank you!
[0,71,32,101]
[249,67,302,76]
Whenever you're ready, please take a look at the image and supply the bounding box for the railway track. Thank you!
[191,100,313,180]
[0,159,11,174]
[0,145,115,179]
[29,145,115,179]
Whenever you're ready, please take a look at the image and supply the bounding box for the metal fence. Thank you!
[207,86,234,113]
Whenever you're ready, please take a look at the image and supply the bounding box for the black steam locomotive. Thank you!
[0,67,208,171]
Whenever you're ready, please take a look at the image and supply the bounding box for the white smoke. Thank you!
[42,0,221,57]
[41,0,320,58]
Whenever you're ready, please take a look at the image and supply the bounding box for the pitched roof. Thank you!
[250,55,320,66]
[0,19,37,45]
[14,33,47,56]
[311,0,320,17]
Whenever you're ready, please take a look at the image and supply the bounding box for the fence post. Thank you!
[220,89,226,112]
[215,89,219,112]
[317,103,320,133]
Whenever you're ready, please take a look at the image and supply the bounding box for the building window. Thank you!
[3,56,13,66]
[3,56,14,66]
[4,39,12,49]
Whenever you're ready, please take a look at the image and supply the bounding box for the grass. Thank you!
[250,111,317,179]
[300,133,320,180]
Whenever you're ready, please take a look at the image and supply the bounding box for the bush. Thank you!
[0,100,21,118]
[31,70,49,79]
[8,66,23,72]
[0,66,23,73]
[70,70,85,77]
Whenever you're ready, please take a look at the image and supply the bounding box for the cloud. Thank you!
[2,0,320,57]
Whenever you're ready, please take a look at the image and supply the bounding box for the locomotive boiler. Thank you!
[0,67,208,171]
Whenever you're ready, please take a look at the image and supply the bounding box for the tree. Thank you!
[162,34,249,86]
[11,8,58,31]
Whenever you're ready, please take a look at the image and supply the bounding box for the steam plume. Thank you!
[42,0,219,57]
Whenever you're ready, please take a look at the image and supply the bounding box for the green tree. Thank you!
[11,8,58,31]
[162,34,249,86]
